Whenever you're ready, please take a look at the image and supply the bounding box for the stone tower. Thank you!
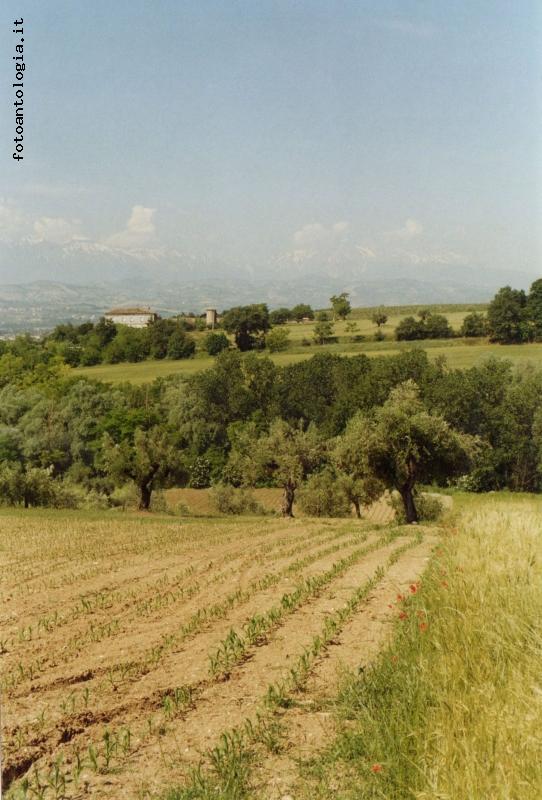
[205,308,218,329]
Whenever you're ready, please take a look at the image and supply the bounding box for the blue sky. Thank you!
[0,0,541,285]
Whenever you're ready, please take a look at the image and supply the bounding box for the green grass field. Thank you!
[291,493,542,800]
[70,302,542,384]
[72,338,542,385]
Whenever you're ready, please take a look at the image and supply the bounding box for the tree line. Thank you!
[0,346,541,520]
[1,281,539,377]
[396,280,542,342]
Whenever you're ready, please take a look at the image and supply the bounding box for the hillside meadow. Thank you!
[72,339,542,385]
[1,492,540,799]
[69,301,542,384]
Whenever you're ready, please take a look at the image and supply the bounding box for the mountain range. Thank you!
[0,240,538,335]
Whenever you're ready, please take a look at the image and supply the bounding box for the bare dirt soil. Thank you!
[164,487,396,523]
[0,507,437,799]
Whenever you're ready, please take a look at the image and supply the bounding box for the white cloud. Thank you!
[106,205,156,248]
[293,220,349,247]
[0,199,27,240]
[392,218,424,239]
[32,216,85,245]
[397,248,468,266]
[356,245,377,259]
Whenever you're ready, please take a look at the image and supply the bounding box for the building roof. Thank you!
[105,307,155,316]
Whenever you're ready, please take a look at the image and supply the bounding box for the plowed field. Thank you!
[0,510,437,798]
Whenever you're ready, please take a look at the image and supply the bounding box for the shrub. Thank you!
[313,319,335,344]
[391,491,445,523]
[0,466,122,511]
[104,329,150,363]
[79,345,102,366]
[109,483,139,510]
[460,312,488,338]
[210,484,265,515]
[266,328,290,353]
[61,482,110,510]
[167,330,196,359]
[297,470,351,517]
[396,313,453,341]
[189,456,212,488]
[424,313,454,339]
[58,342,83,367]
[204,332,230,356]
[395,316,424,341]
[150,491,171,513]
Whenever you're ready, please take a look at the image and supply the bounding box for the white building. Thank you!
[104,307,158,328]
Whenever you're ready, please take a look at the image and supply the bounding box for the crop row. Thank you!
[97,527,372,690]
[174,533,423,799]
[1,525,366,717]
[3,528,378,789]
[5,531,418,799]
[4,526,359,698]
[2,517,302,597]
[5,521,341,650]
[207,529,403,680]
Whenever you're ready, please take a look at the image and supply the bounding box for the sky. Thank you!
[0,0,541,287]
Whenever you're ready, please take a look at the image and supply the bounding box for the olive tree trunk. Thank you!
[138,480,153,511]
[281,482,295,517]
[399,458,418,524]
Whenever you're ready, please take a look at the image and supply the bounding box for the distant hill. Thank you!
[0,266,537,335]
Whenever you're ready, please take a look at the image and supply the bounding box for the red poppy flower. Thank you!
[371,764,383,773]
[419,622,428,632]
[399,611,408,620]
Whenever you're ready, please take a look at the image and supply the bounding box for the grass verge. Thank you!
[296,499,542,799]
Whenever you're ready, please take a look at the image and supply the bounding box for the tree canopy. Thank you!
[363,381,477,522]
[487,286,529,344]
[330,292,352,320]
[221,304,270,351]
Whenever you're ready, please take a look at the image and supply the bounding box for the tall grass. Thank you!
[299,501,542,799]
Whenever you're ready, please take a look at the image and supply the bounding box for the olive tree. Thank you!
[332,414,384,518]
[266,327,290,353]
[255,419,324,517]
[365,381,477,523]
[102,426,178,510]
[371,308,388,329]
